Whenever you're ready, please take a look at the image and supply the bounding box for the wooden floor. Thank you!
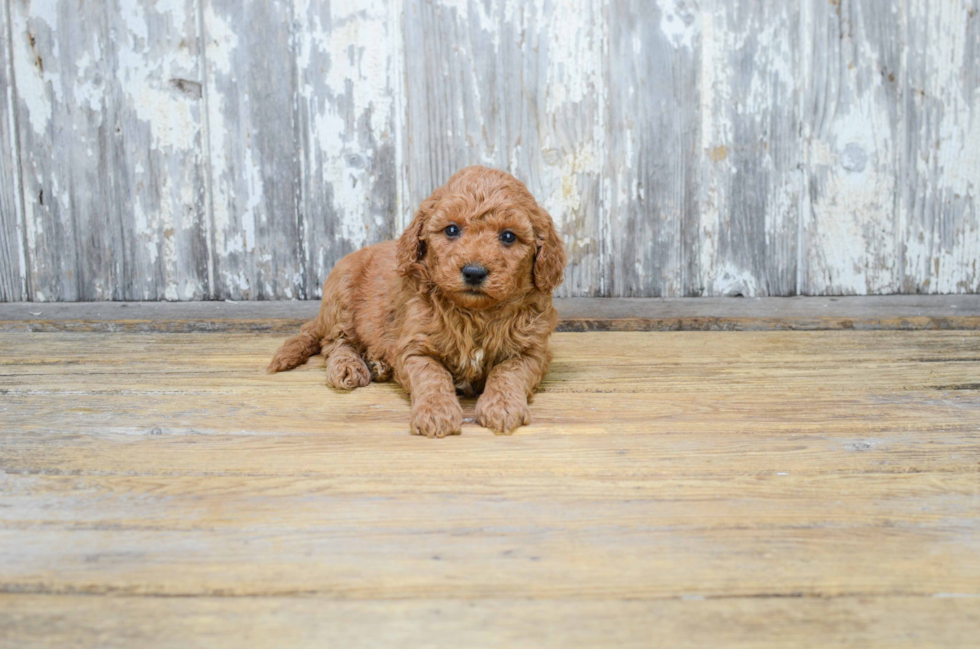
[2,325,979,646]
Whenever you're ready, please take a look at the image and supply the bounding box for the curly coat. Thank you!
[268,166,567,437]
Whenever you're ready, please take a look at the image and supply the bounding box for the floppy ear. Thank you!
[532,206,567,294]
[396,190,442,283]
[396,209,428,283]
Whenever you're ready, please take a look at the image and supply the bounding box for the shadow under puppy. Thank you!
[268,166,567,438]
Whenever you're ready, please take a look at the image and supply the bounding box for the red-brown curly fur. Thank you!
[268,166,567,437]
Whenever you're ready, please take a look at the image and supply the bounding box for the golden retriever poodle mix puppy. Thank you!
[268,166,567,438]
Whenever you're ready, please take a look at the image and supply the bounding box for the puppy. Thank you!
[268,166,566,438]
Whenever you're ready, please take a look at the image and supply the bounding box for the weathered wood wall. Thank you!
[1,0,978,301]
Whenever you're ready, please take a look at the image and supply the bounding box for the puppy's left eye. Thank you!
[499,230,517,245]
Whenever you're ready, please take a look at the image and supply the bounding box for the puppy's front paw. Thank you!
[411,394,463,438]
[476,390,530,435]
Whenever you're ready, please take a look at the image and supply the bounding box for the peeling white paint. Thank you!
[240,142,260,253]
[543,0,601,115]
[11,10,61,137]
[712,261,759,297]
[699,5,731,166]
[801,0,904,296]
[299,0,395,250]
[4,0,980,300]
[220,270,249,292]
[203,4,237,75]
[656,0,699,50]
[205,102,230,256]
[201,1,242,294]
[941,102,980,198]
[389,0,410,233]
[301,0,392,144]
[3,2,29,299]
[543,143,600,221]
[72,48,103,113]
[118,1,199,152]
[698,3,732,294]
[183,278,201,299]
[808,99,898,293]
[437,0,500,50]
[313,110,370,245]
[510,0,606,296]
[900,0,980,293]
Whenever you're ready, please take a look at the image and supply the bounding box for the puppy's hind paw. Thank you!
[326,356,372,390]
[266,357,291,374]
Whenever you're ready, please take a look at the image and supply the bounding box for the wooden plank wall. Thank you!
[0,0,978,301]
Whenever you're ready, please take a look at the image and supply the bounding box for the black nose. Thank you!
[462,265,489,286]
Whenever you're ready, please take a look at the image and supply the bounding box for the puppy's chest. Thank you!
[442,339,497,395]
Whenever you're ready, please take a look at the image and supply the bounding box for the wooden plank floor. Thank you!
[1,329,979,647]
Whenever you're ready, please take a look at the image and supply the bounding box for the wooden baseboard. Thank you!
[0,295,978,333]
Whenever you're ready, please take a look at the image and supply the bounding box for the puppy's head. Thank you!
[397,166,566,309]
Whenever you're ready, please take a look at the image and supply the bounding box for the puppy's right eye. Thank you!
[445,224,461,238]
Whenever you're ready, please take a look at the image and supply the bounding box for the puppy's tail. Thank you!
[267,319,323,374]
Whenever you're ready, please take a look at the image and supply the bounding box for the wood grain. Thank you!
[7,0,210,301]
[295,0,400,300]
[1,329,979,644]
[699,0,802,297]
[2,596,977,649]
[605,0,700,297]
[1,1,979,300]
[202,0,305,300]
[9,0,100,300]
[0,0,25,302]
[900,0,980,293]
[105,0,212,302]
[801,0,903,295]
